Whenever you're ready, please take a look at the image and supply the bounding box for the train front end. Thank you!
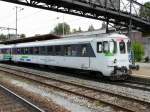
[96,34,132,80]
[111,35,132,80]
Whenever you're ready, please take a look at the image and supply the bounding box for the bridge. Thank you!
[1,0,150,33]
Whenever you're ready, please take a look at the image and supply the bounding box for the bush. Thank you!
[132,41,144,62]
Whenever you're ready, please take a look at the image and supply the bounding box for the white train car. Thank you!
[10,33,132,80]
[0,45,14,61]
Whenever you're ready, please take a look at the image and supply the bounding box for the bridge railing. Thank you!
[80,0,150,22]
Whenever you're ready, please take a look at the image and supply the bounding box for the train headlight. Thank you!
[114,59,117,64]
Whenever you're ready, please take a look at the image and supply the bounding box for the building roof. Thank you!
[0,34,61,45]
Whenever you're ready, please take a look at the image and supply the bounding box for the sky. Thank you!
[0,0,149,37]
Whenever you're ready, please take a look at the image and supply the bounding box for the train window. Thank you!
[55,46,61,55]
[81,45,88,56]
[40,46,46,55]
[64,45,72,56]
[21,48,25,54]
[12,48,16,54]
[24,48,29,54]
[71,45,78,56]
[47,46,53,55]
[97,42,103,53]
[3,49,10,54]
[17,48,21,54]
[29,47,33,54]
[103,41,109,53]
[119,41,126,54]
[127,41,131,53]
[33,47,39,55]
[1,49,4,54]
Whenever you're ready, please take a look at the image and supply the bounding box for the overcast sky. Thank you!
[0,0,149,37]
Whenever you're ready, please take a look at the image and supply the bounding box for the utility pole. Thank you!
[129,0,132,39]
[63,14,64,36]
[15,6,17,39]
[14,6,24,39]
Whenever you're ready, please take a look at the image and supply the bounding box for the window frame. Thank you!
[54,45,62,56]
[33,47,39,55]
[97,42,103,53]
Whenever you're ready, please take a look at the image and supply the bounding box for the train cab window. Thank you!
[40,46,46,55]
[64,45,72,56]
[119,41,126,54]
[33,47,39,55]
[97,42,103,53]
[81,45,88,57]
[47,46,53,55]
[55,46,61,55]
[103,41,109,53]
[109,40,117,54]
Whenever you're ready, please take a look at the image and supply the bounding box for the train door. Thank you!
[116,39,129,68]
[78,44,90,69]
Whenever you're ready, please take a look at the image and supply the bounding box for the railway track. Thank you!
[114,80,150,92]
[102,78,150,92]
[0,84,44,112]
[0,63,150,112]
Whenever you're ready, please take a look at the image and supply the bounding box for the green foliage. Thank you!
[20,34,26,38]
[72,28,77,33]
[132,41,144,62]
[140,2,150,18]
[52,22,70,35]
[0,34,7,41]
[78,27,82,32]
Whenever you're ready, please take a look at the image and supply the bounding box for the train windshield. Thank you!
[109,40,117,54]
[119,40,126,54]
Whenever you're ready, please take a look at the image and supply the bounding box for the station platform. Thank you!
[132,63,150,79]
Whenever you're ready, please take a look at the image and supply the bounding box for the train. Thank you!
[0,33,134,80]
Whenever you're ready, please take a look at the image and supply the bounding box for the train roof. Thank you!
[0,34,129,48]
[14,33,128,47]
[0,44,14,49]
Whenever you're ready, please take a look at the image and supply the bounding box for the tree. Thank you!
[88,24,94,31]
[100,22,107,29]
[78,27,82,32]
[52,22,70,35]
[139,2,150,19]
[20,34,26,38]
[132,41,144,62]
[72,28,77,33]
[0,34,7,41]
